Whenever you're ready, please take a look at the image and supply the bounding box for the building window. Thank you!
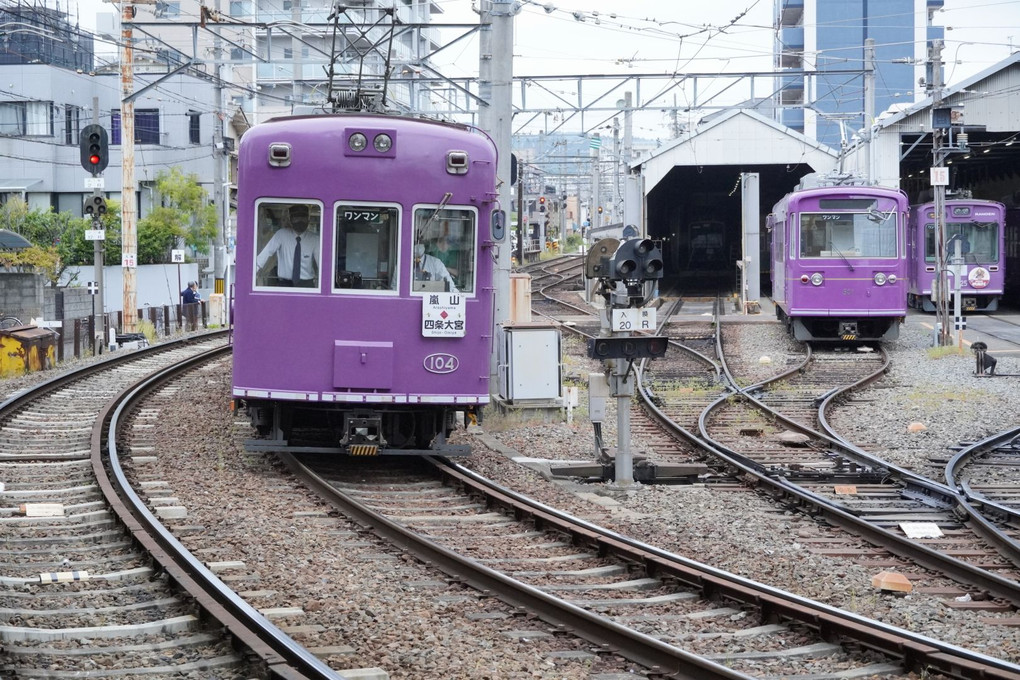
[188,111,200,144]
[283,47,293,59]
[64,105,81,145]
[111,109,162,145]
[0,101,55,136]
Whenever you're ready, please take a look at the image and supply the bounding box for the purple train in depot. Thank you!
[768,174,910,342]
[907,199,1006,313]
[231,113,501,456]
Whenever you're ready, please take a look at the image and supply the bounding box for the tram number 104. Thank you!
[424,353,460,374]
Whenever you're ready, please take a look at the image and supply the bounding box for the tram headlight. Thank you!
[348,132,368,152]
[810,272,824,286]
[373,133,393,152]
[874,272,887,286]
[887,274,897,284]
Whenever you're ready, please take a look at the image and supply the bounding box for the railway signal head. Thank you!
[587,335,669,360]
[79,124,109,175]
[611,238,664,283]
[538,196,546,212]
[83,195,107,219]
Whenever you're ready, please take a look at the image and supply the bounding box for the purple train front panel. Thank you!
[231,114,499,444]
[771,184,908,341]
[907,200,1005,312]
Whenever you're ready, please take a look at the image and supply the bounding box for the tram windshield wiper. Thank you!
[829,245,855,271]
[417,192,453,241]
[867,208,893,223]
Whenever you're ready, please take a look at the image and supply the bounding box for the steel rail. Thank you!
[629,313,1020,607]
[277,451,754,680]
[90,341,345,680]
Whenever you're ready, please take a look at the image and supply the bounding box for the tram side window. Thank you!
[334,205,398,291]
[412,207,477,294]
[254,202,322,288]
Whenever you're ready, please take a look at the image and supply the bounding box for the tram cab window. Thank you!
[924,221,999,264]
[333,205,399,292]
[254,201,322,289]
[411,207,477,294]
[800,212,897,259]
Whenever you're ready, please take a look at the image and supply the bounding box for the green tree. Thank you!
[136,167,217,264]
[0,199,90,286]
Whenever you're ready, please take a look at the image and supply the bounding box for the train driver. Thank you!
[256,204,320,287]
[413,243,458,293]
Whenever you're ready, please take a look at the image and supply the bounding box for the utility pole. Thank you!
[119,0,156,334]
[611,116,620,223]
[591,135,601,231]
[478,0,516,394]
[930,39,951,346]
[213,0,227,296]
[863,39,875,183]
[120,0,136,333]
[622,92,639,233]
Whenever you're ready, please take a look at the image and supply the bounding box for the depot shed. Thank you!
[637,108,839,294]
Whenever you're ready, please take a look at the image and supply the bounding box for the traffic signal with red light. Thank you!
[597,206,603,214]
[538,196,546,213]
[79,124,109,175]
[587,335,669,360]
[611,238,664,282]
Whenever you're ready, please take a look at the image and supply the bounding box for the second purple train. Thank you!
[769,173,910,343]
[906,198,1006,313]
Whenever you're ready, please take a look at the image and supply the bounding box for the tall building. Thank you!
[774,0,945,149]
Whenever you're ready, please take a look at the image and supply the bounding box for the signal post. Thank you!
[552,238,674,485]
[80,124,109,354]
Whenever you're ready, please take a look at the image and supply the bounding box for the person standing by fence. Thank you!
[181,281,201,331]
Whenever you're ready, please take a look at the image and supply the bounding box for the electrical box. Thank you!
[497,324,561,402]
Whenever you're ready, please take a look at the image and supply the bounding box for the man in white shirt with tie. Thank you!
[413,243,458,292]
[256,204,320,287]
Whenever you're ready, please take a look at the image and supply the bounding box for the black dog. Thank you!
[971,341,997,376]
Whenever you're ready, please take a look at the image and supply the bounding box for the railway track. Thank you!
[0,333,340,680]
[284,453,1020,679]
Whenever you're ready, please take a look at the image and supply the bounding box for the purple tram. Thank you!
[768,175,909,342]
[231,113,500,456]
[907,199,1005,312]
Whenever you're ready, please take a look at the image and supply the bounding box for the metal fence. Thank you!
[56,301,208,361]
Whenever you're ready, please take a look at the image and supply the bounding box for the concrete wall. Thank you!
[0,270,44,322]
